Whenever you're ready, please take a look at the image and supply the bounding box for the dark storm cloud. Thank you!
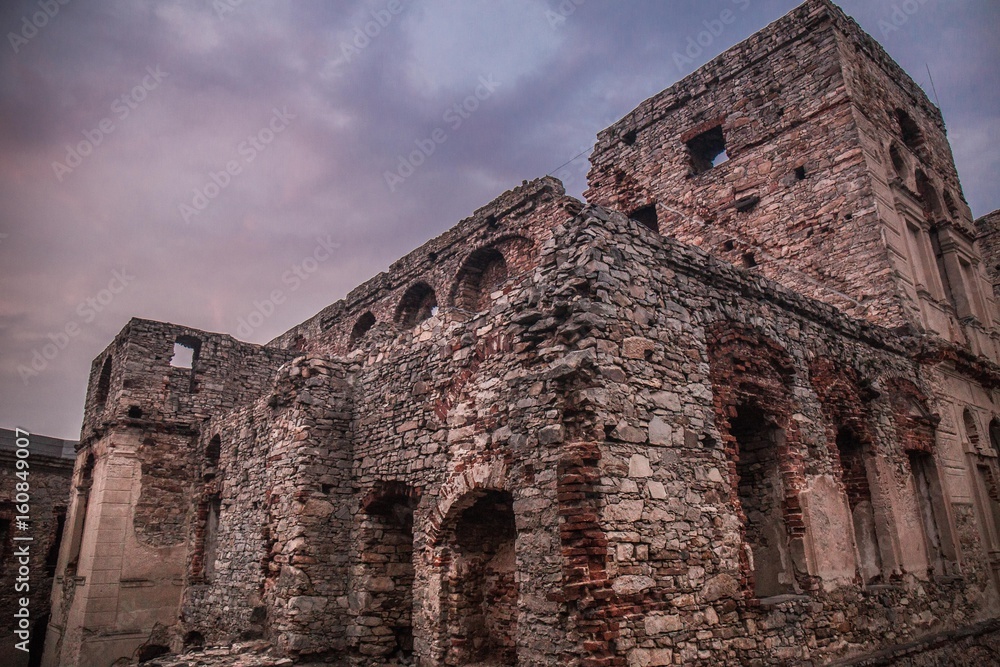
[0,0,996,438]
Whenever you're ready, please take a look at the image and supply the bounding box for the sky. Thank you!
[1,0,997,440]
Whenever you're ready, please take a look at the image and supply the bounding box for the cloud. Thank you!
[0,0,996,438]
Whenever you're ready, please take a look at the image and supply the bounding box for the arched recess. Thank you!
[395,282,438,328]
[423,457,518,666]
[354,481,421,662]
[434,489,518,666]
[964,409,983,452]
[707,323,804,598]
[348,311,376,348]
[809,358,892,584]
[886,378,957,576]
[451,247,508,312]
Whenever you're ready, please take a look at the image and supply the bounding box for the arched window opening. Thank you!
[730,404,795,597]
[454,248,508,312]
[95,357,112,409]
[349,312,377,348]
[836,428,883,583]
[45,508,67,577]
[895,109,924,152]
[395,282,438,328]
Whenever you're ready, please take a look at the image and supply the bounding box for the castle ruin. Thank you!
[41,1,1000,665]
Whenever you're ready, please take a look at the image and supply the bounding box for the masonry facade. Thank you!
[42,1,1000,665]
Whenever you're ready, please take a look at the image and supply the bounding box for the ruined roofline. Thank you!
[267,175,568,348]
[90,316,267,367]
[585,205,1000,388]
[593,0,941,155]
[584,204,901,353]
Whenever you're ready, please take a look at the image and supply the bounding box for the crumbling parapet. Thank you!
[43,321,295,667]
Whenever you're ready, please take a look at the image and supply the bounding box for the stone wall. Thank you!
[553,206,999,665]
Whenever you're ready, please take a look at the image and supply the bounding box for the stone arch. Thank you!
[884,377,938,454]
[707,323,804,597]
[353,481,422,662]
[425,457,517,665]
[395,282,438,328]
[348,311,376,347]
[435,489,517,666]
[451,247,508,312]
